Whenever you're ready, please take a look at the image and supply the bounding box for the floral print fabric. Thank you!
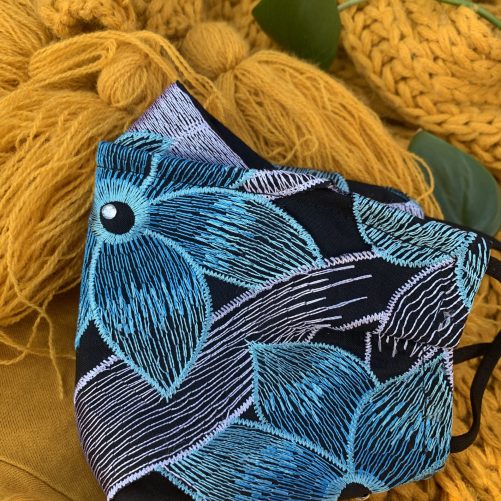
[74,83,490,500]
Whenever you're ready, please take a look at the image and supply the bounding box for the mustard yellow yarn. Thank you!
[36,0,138,37]
[182,22,250,80]
[339,0,501,176]
[0,0,52,97]
[37,0,203,46]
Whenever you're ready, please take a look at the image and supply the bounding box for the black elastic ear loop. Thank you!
[491,238,501,252]
[453,343,489,364]
[487,256,501,282]
[446,236,501,451]
[450,330,501,453]
[487,234,501,280]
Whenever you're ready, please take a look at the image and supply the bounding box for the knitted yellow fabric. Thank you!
[0,0,499,500]
[340,0,501,176]
[36,0,203,45]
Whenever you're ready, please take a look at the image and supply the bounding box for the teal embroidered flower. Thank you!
[352,193,489,308]
[76,137,323,400]
[162,343,452,500]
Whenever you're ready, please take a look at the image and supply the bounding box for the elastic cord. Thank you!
[427,233,501,452]
[453,343,490,364]
[491,238,501,252]
[487,256,501,282]
[450,330,501,453]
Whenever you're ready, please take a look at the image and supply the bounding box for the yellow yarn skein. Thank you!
[182,22,250,80]
[0,0,52,97]
[181,22,440,214]
[97,44,170,113]
[0,28,216,374]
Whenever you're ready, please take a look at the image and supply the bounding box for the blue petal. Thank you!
[97,139,243,198]
[352,352,452,490]
[163,420,346,501]
[114,131,172,155]
[99,136,251,198]
[96,141,151,180]
[352,193,468,266]
[144,156,248,199]
[251,343,376,464]
[352,193,489,308]
[75,228,95,348]
[90,233,211,399]
[149,188,323,288]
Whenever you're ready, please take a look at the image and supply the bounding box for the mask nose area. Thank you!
[100,201,135,234]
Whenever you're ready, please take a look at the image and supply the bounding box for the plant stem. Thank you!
[337,0,500,30]
[438,0,501,29]
[338,0,368,12]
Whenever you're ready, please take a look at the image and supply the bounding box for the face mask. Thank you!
[75,83,501,501]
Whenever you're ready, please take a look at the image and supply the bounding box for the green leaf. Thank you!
[409,131,501,236]
[252,0,341,70]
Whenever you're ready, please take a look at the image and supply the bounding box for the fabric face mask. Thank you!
[74,83,501,501]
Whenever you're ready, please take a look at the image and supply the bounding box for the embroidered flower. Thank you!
[352,193,489,308]
[76,137,323,399]
[163,343,452,500]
